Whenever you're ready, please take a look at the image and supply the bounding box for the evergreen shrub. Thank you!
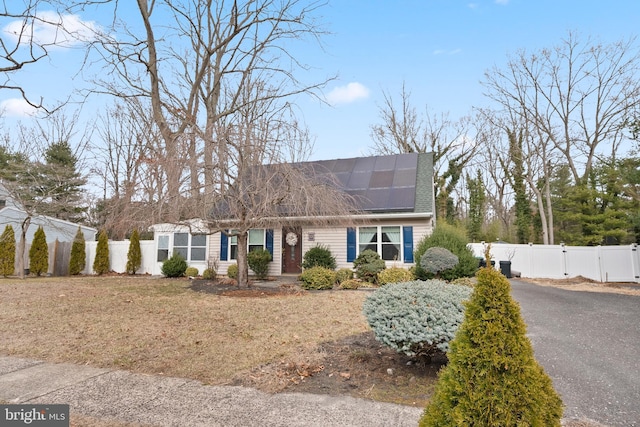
[126,229,142,274]
[0,225,16,277]
[202,268,216,280]
[353,249,386,284]
[363,280,472,360]
[420,267,563,426]
[227,263,238,279]
[302,245,337,270]
[335,268,354,284]
[185,266,199,277]
[420,247,459,276]
[414,224,477,281]
[338,278,361,289]
[300,266,336,290]
[29,226,48,276]
[69,227,86,275]
[247,248,272,279]
[451,277,475,287]
[161,253,187,278]
[377,266,414,285]
[93,229,110,275]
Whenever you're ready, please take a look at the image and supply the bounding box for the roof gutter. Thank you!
[209,211,433,227]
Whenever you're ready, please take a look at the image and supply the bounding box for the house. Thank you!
[0,184,97,275]
[150,152,435,276]
[0,186,97,244]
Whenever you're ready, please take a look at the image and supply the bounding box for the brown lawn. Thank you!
[0,276,369,385]
[0,275,615,427]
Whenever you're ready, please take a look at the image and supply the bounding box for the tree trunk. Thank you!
[544,169,555,245]
[236,232,249,288]
[533,187,549,245]
[17,217,31,279]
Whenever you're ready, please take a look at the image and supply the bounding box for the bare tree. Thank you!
[93,0,332,223]
[483,32,640,184]
[1,0,97,111]
[205,76,355,287]
[370,84,480,222]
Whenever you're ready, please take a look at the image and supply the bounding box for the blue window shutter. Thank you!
[220,231,228,261]
[403,226,414,263]
[347,227,357,262]
[265,229,274,256]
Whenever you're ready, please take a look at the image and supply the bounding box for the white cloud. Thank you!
[326,82,370,105]
[2,11,99,49]
[468,3,479,9]
[495,0,510,4]
[0,98,38,117]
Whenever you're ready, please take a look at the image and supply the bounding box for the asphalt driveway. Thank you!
[510,280,640,427]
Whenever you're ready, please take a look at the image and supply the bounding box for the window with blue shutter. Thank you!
[220,231,228,261]
[403,226,414,263]
[347,227,356,262]
[265,229,274,256]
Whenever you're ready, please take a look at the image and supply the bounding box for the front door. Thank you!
[282,227,302,274]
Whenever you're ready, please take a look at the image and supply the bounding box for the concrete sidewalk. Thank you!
[0,356,423,426]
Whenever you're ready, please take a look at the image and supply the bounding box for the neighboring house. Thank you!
[150,152,435,276]
[0,186,97,244]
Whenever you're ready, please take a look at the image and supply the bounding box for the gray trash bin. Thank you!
[499,261,512,278]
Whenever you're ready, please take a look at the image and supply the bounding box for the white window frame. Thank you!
[229,229,266,260]
[358,225,402,261]
[157,235,170,262]
[157,232,208,262]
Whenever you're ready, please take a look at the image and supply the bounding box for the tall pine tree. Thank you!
[36,141,87,222]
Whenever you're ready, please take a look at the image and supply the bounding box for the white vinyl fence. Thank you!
[84,240,158,275]
[79,240,640,283]
[468,242,640,283]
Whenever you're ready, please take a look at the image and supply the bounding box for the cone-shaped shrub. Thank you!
[69,227,86,275]
[420,267,563,426]
[29,226,48,276]
[126,229,142,274]
[93,229,110,275]
[0,225,16,277]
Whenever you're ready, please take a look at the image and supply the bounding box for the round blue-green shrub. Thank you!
[420,247,459,276]
[413,224,478,281]
[363,280,473,359]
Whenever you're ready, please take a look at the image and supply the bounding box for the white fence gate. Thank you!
[468,242,640,283]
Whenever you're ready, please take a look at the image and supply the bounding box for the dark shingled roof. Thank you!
[297,152,434,214]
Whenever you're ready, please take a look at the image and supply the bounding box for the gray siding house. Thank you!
[150,152,435,276]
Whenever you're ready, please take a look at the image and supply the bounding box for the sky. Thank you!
[2,0,640,163]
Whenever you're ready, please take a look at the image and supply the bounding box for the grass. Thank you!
[0,276,369,385]
[0,276,611,427]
